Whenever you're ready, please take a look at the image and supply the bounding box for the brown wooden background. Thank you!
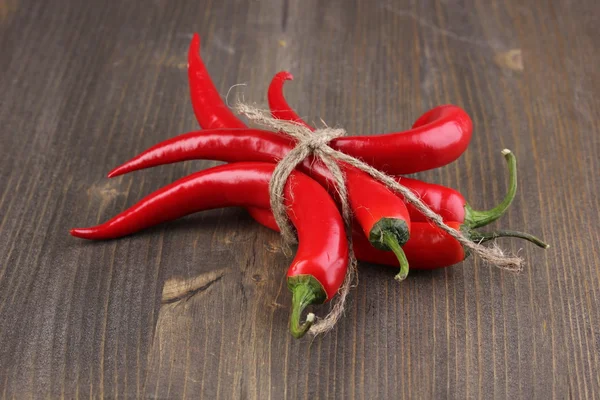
[1,0,599,398]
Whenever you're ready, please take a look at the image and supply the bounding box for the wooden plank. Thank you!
[0,0,598,398]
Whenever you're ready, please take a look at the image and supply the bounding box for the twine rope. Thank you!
[235,103,523,335]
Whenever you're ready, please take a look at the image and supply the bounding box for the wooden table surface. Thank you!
[1,0,599,398]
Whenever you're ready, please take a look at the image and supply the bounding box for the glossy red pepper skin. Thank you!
[188,34,246,129]
[268,71,473,174]
[247,207,464,269]
[267,71,314,129]
[107,129,465,224]
[108,129,290,175]
[397,176,466,222]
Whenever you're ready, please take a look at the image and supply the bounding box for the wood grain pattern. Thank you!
[1,0,598,398]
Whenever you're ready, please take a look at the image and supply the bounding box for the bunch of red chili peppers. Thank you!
[72,34,548,338]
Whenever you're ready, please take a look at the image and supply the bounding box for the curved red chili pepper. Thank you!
[354,222,460,269]
[248,208,548,269]
[188,33,246,129]
[397,149,518,228]
[72,162,347,338]
[353,222,548,268]
[109,129,412,279]
[108,129,290,174]
[268,71,313,129]
[356,222,465,269]
[268,71,473,174]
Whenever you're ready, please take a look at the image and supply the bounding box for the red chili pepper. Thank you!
[184,36,411,278]
[352,222,548,268]
[357,222,465,269]
[248,208,548,269]
[268,71,473,174]
[188,33,246,129]
[397,150,516,228]
[72,162,347,338]
[267,71,313,129]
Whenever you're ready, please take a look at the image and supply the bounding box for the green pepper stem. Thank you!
[470,229,550,249]
[381,231,410,281]
[289,286,315,338]
[466,149,517,228]
[288,275,327,339]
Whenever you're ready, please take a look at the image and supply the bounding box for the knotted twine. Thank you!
[235,103,523,336]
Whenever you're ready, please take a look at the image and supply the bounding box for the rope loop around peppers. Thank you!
[235,103,523,336]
